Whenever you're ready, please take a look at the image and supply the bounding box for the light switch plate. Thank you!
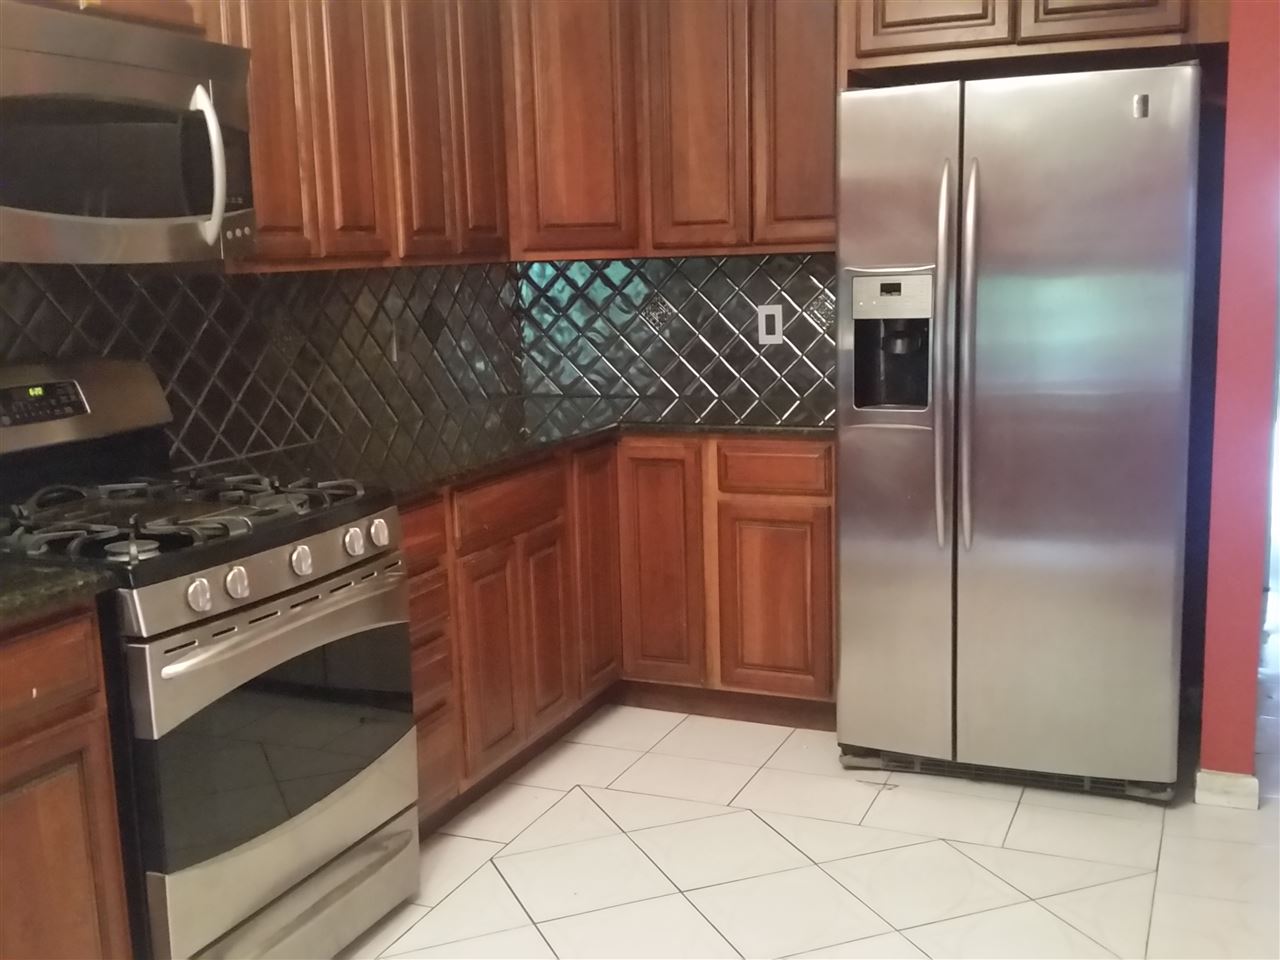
[757,304,784,345]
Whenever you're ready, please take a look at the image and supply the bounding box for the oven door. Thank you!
[126,556,415,960]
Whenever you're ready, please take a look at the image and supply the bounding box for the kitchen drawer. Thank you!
[402,499,447,575]
[416,706,459,817]
[453,461,564,556]
[408,568,450,649]
[717,439,833,496]
[411,639,452,723]
[0,613,100,741]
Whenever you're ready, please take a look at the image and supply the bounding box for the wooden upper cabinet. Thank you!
[519,518,576,737]
[854,0,1014,56]
[571,444,623,698]
[504,0,640,255]
[450,0,508,257]
[751,0,837,245]
[1017,0,1187,42]
[307,0,396,258]
[646,0,750,249]
[38,0,201,31]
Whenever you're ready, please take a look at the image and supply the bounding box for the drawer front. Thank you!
[402,500,447,575]
[717,439,833,496]
[416,706,460,816]
[453,461,564,556]
[408,568,450,646]
[0,614,100,740]
[411,640,452,723]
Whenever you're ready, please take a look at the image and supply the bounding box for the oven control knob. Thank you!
[369,518,390,548]
[224,565,251,599]
[186,578,213,613]
[343,526,366,557]
[290,545,313,577]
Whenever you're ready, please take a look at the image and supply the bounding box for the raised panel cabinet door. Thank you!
[504,0,640,254]
[646,0,750,248]
[308,0,396,258]
[853,0,1014,56]
[718,499,833,698]
[617,439,705,685]
[751,0,837,245]
[455,541,524,778]
[0,709,131,959]
[571,444,622,698]
[449,0,508,256]
[386,0,456,259]
[1017,0,1187,42]
[518,518,576,736]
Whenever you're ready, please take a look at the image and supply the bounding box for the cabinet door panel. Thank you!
[451,0,508,256]
[309,0,395,258]
[1018,0,1187,42]
[718,500,833,698]
[751,0,837,244]
[855,0,1014,55]
[572,445,622,697]
[520,519,575,736]
[456,543,523,777]
[618,440,704,684]
[505,0,639,253]
[647,0,749,248]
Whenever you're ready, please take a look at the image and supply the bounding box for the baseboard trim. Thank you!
[613,680,836,731]
[1195,767,1261,809]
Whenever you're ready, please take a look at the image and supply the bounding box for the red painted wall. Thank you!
[1199,0,1280,777]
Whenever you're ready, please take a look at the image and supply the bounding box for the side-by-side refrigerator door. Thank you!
[836,82,961,761]
[955,66,1198,782]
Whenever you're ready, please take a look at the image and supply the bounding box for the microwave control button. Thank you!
[369,518,390,548]
[186,577,212,613]
[290,545,313,577]
[224,565,250,599]
[344,526,366,557]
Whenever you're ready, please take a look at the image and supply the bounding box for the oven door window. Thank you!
[135,623,411,875]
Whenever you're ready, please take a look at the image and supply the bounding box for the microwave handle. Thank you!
[188,83,227,247]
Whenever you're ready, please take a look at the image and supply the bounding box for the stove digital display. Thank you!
[0,380,88,427]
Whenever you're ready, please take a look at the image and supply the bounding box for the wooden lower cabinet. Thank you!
[408,567,459,817]
[571,445,623,698]
[519,519,576,738]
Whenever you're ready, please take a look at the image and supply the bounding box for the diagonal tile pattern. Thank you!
[348,705,1280,959]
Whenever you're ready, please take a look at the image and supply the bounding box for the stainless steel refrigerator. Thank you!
[835,65,1198,794]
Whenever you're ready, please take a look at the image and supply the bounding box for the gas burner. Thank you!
[105,539,160,562]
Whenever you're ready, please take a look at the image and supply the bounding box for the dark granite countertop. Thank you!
[186,396,834,505]
[0,561,117,636]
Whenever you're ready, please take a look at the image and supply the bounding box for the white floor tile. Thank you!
[1147,890,1280,959]
[824,840,1024,929]
[390,864,530,954]
[885,771,1023,802]
[1257,715,1278,755]
[1004,802,1162,869]
[1163,795,1279,845]
[385,926,554,959]
[903,901,1112,959]
[1156,833,1280,904]
[861,785,1016,845]
[787,932,927,959]
[609,753,757,804]
[507,741,642,791]
[335,902,428,959]
[440,783,563,843]
[498,788,620,857]
[1019,787,1165,823]
[766,729,887,782]
[538,893,739,959]
[732,767,882,824]
[950,841,1148,898]
[689,866,889,959]
[651,715,793,767]
[582,785,736,830]
[758,811,927,862]
[414,834,504,907]
[495,833,675,921]
[1039,873,1155,959]
[564,705,687,751]
[630,809,809,889]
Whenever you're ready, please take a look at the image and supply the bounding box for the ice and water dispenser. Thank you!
[850,273,933,409]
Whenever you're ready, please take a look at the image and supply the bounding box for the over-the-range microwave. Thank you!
[0,0,254,264]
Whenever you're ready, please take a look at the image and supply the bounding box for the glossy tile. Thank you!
[335,902,428,959]
[582,786,737,830]
[903,901,1112,959]
[950,841,1148,898]
[538,893,739,959]
[498,788,620,857]
[440,783,563,843]
[861,784,1016,845]
[651,715,793,767]
[1039,873,1155,959]
[414,834,504,907]
[884,771,1022,802]
[757,811,927,862]
[1146,890,1280,959]
[1156,833,1280,903]
[766,729,887,782]
[507,742,642,791]
[630,810,809,890]
[390,864,530,954]
[787,932,927,959]
[609,753,758,804]
[1019,787,1165,823]
[732,767,882,824]
[1004,802,1162,869]
[384,925,553,959]
[564,705,688,752]
[824,840,1024,929]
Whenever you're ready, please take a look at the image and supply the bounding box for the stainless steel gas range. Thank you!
[0,360,419,960]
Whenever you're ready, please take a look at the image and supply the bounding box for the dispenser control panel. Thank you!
[851,274,933,320]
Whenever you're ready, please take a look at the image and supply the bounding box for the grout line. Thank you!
[722,731,795,808]
[379,921,532,960]
[1000,788,1021,847]
[944,838,1155,903]
[1143,807,1167,958]
[490,859,561,960]
[599,745,651,789]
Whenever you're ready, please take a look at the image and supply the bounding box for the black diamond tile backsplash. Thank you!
[1,254,834,475]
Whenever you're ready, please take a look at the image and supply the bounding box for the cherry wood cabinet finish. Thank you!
[571,444,623,698]
[717,499,833,698]
[618,438,705,685]
[401,499,448,576]
[518,518,576,737]
[645,0,750,249]
[0,614,99,740]
[853,0,1014,56]
[503,0,640,254]
[751,0,837,245]
[307,0,396,258]
[452,462,564,557]
[1017,0,1187,42]
[34,0,201,31]
[717,439,833,497]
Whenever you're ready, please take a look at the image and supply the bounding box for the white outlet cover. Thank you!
[757,304,784,345]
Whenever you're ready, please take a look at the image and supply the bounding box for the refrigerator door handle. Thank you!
[959,158,979,550]
[933,160,952,549]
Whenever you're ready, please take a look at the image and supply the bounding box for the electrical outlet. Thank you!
[757,304,784,345]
